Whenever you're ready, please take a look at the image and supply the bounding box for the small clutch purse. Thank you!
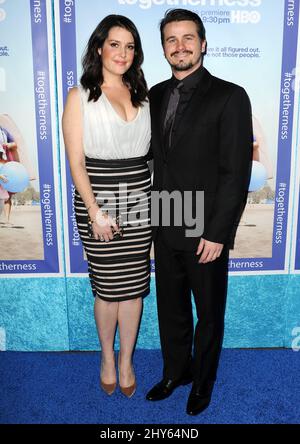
[110,214,124,240]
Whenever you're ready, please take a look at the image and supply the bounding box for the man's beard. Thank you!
[169,53,202,72]
[170,61,194,72]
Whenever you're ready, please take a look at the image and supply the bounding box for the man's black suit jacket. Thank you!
[149,67,253,251]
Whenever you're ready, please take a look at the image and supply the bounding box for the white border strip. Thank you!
[46,0,64,277]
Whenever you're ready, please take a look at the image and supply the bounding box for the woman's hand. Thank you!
[89,206,119,242]
[3,142,17,150]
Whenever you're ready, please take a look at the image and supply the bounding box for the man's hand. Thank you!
[196,238,224,264]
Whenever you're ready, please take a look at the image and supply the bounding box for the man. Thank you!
[146,9,253,415]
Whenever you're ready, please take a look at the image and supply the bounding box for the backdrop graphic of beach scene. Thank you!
[57,0,299,274]
[0,0,61,275]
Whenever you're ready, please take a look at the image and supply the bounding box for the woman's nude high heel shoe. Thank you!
[118,356,137,398]
[120,378,136,398]
[100,361,117,395]
[100,379,117,396]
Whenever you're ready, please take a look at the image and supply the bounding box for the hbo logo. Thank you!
[231,10,261,24]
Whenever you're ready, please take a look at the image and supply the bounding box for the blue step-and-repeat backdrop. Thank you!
[0,0,300,351]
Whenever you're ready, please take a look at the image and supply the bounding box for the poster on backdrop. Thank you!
[292,162,300,273]
[56,0,299,275]
[291,25,300,275]
[0,0,62,276]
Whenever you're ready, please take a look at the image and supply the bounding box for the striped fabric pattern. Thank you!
[74,156,152,302]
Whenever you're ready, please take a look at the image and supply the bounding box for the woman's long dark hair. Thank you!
[80,15,148,106]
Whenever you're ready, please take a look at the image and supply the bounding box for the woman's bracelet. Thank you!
[89,208,108,225]
[86,199,97,212]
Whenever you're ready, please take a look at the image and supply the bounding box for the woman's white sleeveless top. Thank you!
[78,85,151,160]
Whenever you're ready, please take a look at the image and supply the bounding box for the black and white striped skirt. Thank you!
[74,156,152,302]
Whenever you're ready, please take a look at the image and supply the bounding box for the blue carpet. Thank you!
[0,349,299,424]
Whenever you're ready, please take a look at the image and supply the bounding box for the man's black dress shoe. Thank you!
[146,375,193,401]
[186,384,213,415]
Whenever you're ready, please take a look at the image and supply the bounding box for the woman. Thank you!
[0,126,18,225]
[0,169,9,218]
[62,15,151,398]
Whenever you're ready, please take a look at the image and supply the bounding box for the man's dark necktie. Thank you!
[163,82,183,152]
